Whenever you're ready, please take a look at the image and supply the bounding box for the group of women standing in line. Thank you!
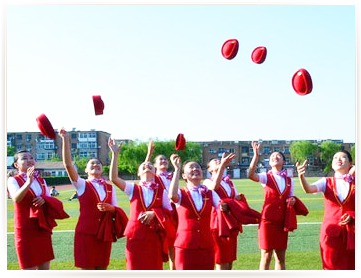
[7,129,355,270]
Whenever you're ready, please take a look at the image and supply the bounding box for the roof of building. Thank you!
[35,161,76,170]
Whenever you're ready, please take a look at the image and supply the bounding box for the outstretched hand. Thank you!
[221,153,236,167]
[296,160,308,177]
[58,127,69,139]
[108,138,122,153]
[251,141,261,156]
[170,154,181,170]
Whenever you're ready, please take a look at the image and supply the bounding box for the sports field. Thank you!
[6,178,324,270]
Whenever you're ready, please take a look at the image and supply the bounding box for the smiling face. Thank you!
[154,155,169,172]
[85,159,103,177]
[207,158,221,175]
[182,161,203,185]
[269,152,285,170]
[138,162,156,179]
[13,151,36,173]
[332,151,352,174]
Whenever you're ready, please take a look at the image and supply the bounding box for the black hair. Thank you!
[336,150,353,163]
[12,150,32,168]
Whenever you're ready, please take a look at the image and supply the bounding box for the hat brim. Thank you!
[36,114,56,139]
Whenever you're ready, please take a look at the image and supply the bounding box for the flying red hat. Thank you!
[292,69,313,96]
[221,39,239,60]
[175,133,186,151]
[36,114,57,139]
[251,46,267,64]
[93,95,104,115]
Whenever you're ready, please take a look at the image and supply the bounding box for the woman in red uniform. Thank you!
[168,154,228,270]
[296,151,355,270]
[108,138,173,270]
[203,153,238,270]
[248,141,295,270]
[59,128,126,270]
[7,151,55,270]
[144,140,177,269]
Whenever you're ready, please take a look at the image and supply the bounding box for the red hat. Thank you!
[251,46,267,64]
[92,95,104,115]
[292,69,313,96]
[221,39,239,60]
[175,133,186,151]
[36,114,56,139]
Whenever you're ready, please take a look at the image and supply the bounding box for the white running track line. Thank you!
[6,222,322,235]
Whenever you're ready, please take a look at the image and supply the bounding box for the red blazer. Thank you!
[75,180,113,235]
[321,177,355,250]
[261,171,291,223]
[12,175,48,230]
[174,188,213,249]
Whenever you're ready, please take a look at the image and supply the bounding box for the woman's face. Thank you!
[182,162,203,183]
[332,152,352,173]
[138,162,156,178]
[207,159,221,174]
[14,152,35,172]
[269,152,285,168]
[85,159,103,176]
[154,155,168,171]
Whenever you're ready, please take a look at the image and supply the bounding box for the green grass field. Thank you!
[7,178,324,270]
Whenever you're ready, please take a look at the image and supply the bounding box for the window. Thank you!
[79,152,88,158]
[284,146,290,154]
[208,148,216,154]
[16,144,23,151]
[241,146,248,153]
[274,147,280,152]
[26,134,31,141]
[218,148,226,153]
[16,134,22,140]
[229,148,235,153]
[263,146,270,155]
[47,152,54,159]
[26,144,32,151]
[241,157,249,165]
[271,140,278,144]
[71,143,77,149]
[71,133,77,139]
[37,153,46,160]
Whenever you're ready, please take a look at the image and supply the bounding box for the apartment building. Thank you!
[7,129,111,165]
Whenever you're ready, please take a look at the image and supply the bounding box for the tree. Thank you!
[289,141,317,164]
[7,146,16,156]
[113,140,202,175]
[319,140,342,175]
[45,154,62,162]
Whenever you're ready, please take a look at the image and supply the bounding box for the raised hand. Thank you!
[108,137,122,153]
[27,166,35,184]
[251,141,261,156]
[170,154,181,170]
[296,160,308,177]
[221,153,236,167]
[58,127,69,139]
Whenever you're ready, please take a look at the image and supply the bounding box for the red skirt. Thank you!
[14,228,54,269]
[258,220,288,250]
[320,232,355,270]
[74,232,112,269]
[175,246,215,270]
[212,230,238,264]
[125,230,163,270]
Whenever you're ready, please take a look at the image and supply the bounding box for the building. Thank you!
[198,139,354,178]
[7,129,111,166]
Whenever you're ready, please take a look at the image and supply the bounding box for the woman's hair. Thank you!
[12,150,31,168]
[336,150,353,163]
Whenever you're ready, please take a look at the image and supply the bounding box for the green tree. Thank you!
[113,140,202,175]
[289,141,317,164]
[319,140,342,175]
[74,155,88,175]
[7,146,16,156]
[45,154,62,162]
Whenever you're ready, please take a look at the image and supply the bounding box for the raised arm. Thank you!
[207,153,235,190]
[59,128,79,182]
[248,141,260,182]
[144,139,155,163]
[108,138,126,191]
[168,154,181,203]
[296,160,318,193]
